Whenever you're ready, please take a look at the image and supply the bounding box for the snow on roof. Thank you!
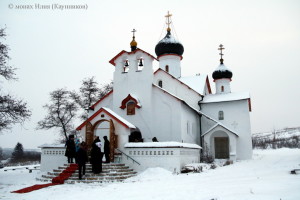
[154,69,203,96]
[179,74,207,94]
[201,123,239,137]
[109,48,157,66]
[214,64,232,72]
[202,91,250,103]
[76,107,136,130]
[159,34,182,44]
[124,142,201,149]
[101,107,136,129]
[38,144,65,148]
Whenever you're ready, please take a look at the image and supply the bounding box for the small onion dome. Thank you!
[130,36,137,51]
[155,31,184,57]
[212,63,233,80]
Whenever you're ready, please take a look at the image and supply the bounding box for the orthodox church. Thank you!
[75,13,252,172]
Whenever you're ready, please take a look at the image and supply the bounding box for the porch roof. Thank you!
[202,123,239,137]
[76,107,136,130]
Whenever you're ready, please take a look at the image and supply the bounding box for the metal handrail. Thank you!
[116,148,141,165]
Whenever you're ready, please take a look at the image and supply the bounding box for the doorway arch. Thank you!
[211,131,230,159]
[85,119,116,162]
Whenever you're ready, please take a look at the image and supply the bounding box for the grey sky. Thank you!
[0,0,299,149]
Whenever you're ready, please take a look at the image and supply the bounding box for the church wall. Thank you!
[158,55,181,78]
[112,52,154,143]
[201,100,252,159]
[122,146,200,173]
[180,104,201,145]
[152,87,182,142]
[153,70,201,109]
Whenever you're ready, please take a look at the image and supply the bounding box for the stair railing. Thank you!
[116,148,141,165]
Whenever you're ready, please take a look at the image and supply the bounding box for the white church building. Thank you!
[40,13,252,173]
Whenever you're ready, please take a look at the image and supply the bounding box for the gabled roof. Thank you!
[201,123,239,137]
[201,91,252,112]
[201,91,250,103]
[109,48,157,66]
[179,75,212,94]
[154,68,204,96]
[76,107,136,131]
[90,90,113,110]
[153,84,213,120]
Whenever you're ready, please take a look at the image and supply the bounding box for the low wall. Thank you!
[122,142,201,173]
[39,144,67,172]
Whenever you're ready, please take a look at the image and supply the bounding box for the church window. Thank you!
[158,80,163,88]
[218,111,224,120]
[165,65,169,72]
[187,121,191,134]
[221,86,224,92]
[127,101,136,115]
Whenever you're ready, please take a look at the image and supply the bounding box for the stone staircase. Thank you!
[37,163,137,184]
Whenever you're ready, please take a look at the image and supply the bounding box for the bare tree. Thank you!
[98,81,113,99]
[71,77,113,120]
[0,27,31,132]
[71,77,100,120]
[37,88,78,141]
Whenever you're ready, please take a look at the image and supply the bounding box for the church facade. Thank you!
[76,14,252,172]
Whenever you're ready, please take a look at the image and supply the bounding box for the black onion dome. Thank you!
[212,64,233,80]
[155,31,184,57]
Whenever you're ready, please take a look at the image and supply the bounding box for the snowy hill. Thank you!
[1,148,300,200]
[252,127,300,149]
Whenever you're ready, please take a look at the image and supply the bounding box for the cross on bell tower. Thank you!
[130,28,137,52]
[218,44,225,64]
[165,11,172,32]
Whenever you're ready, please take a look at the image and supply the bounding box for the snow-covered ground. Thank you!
[1,148,300,200]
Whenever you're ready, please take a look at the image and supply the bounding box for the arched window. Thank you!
[165,65,169,72]
[158,80,163,88]
[218,111,224,120]
[221,86,224,92]
[127,101,136,115]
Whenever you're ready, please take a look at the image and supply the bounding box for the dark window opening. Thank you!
[218,111,224,120]
[127,101,135,115]
[221,86,224,92]
[165,65,169,72]
[158,80,163,88]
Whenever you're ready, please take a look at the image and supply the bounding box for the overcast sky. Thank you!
[0,0,299,149]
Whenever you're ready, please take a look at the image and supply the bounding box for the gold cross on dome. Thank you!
[218,44,225,59]
[131,29,137,37]
[165,11,172,31]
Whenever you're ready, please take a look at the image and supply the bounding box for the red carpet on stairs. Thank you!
[12,164,78,193]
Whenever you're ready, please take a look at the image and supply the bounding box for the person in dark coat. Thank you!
[65,135,76,163]
[77,142,88,180]
[103,136,110,163]
[90,137,102,174]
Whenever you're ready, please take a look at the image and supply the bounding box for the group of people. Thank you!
[65,135,110,180]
